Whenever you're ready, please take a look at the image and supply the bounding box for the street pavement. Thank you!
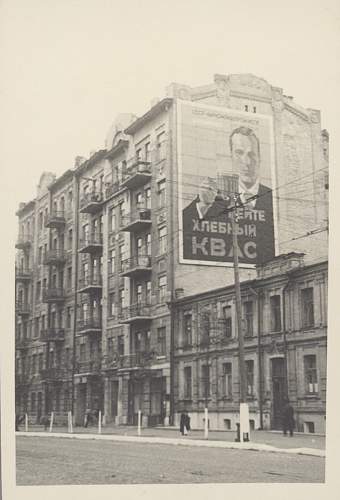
[16,435,325,484]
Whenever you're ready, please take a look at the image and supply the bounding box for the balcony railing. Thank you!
[15,266,32,282]
[77,317,102,334]
[79,233,103,254]
[117,351,156,370]
[120,255,151,278]
[15,235,32,250]
[16,337,31,350]
[16,301,31,316]
[40,328,65,343]
[78,275,103,294]
[79,191,104,214]
[105,181,125,200]
[40,367,65,382]
[15,373,32,386]
[121,159,152,190]
[75,359,102,375]
[43,249,66,266]
[120,208,152,232]
[42,287,66,303]
[44,211,66,229]
[118,302,153,324]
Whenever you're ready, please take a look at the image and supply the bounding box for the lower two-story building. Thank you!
[172,253,327,434]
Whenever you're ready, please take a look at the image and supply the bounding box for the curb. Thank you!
[16,431,325,458]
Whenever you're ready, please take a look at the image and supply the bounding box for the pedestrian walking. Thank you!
[180,410,191,436]
[84,407,92,428]
[282,400,295,437]
[15,414,25,431]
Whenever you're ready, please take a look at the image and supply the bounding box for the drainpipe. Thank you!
[71,176,80,420]
[168,102,175,426]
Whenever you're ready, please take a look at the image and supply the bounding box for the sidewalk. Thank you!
[16,424,325,457]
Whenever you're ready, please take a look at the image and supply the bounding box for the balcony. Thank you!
[105,181,126,200]
[118,303,153,324]
[77,317,102,335]
[40,367,65,383]
[15,266,32,282]
[79,191,104,214]
[78,275,103,294]
[120,255,151,278]
[117,351,156,370]
[15,235,32,250]
[16,301,31,317]
[75,359,101,376]
[121,160,152,190]
[42,287,66,303]
[120,208,151,233]
[79,234,103,254]
[44,211,66,229]
[15,373,31,387]
[16,337,31,350]
[43,249,66,266]
[40,328,65,343]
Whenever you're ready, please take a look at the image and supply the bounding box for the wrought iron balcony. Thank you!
[78,275,103,294]
[120,208,151,232]
[40,328,65,343]
[43,249,66,266]
[79,191,104,214]
[16,301,31,316]
[121,159,152,190]
[44,211,66,229]
[120,255,151,278]
[15,266,32,282]
[117,351,156,370]
[40,367,65,382]
[75,359,102,376]
[16,337,31,350]
[79,233,103,254]
[42,287,66,303]
[77,317,102,335]
[105,181,126,200]
[15,235,32,250]
[118,302,153,324]
[15,373,32,387]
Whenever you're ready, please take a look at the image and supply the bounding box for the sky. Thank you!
[1,0,339,211]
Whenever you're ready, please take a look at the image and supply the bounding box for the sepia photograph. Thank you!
[1,0,340,499]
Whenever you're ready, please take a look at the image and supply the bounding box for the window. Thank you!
[145,142,151,162]
[183,313,192,346]
[145,187,151,209]
[67,266,72,289]
[222,363,232,397]
[39,212,43,231]
[136,192,143,206]
[201,311,210,345]
[41,315,46,333]
[304,355,318,393]
[109,293,115,317]
[82,303,88,321]
[38,246,43,264]
[136,148,142,160]
[65,348,70,369]
[158,180,166,207]
[109,249,116,274]
[157,327,166,355]
[243,301,254,337]
[64,390,70,412]
[32,354,37,374]
[146,233,151,256]
[107,337,114,357]
[222,306,232,338]
[146,281,152,304]
[136,237,143,257]
[135,332,142,353]
[201,365,210,398]
[118,335,124,356]
[136,284,142,305]
[245,360,254,396]
[145,330,151,352]
[119,289,125,309]
[270,295,281,332]
[68,190,73,213]
[80,344,85,362]
[34,317,39,337]
[66,307,72,328]
[302,288,314,327]
[36,281,41,302]
[244,104,249,112]
[253,106,257,113]
[159,226,167,254]
[38,353,44,371]
[156,131,166,161]
[119,245,125,270]
[109,207,116,233]
[31,393,36,413]
[158,275,167,303]
[184,366,192,398]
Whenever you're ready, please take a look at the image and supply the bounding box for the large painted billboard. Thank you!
[177,100,277,267]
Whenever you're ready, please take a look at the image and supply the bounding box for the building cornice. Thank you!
[74,150,107,177]
[48,169,74,192]
[105,140,129,160]
[124,98,173,135]
[15,199,36,217]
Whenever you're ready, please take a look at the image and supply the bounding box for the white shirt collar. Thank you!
[239,179,260,197]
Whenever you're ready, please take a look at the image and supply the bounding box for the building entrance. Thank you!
[271,358,286,429]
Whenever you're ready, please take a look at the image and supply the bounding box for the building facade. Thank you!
[15,73,328,429]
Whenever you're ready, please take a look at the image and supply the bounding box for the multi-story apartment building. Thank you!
[15,73,328,429]
[173,253,327,434]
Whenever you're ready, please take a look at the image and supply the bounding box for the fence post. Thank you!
[137,410,142,436]
[49,412,54,433]
[98,411,102,434]
[204,407,209,439]
[25,413,28,432]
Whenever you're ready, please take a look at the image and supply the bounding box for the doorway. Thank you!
[271,358,286,429]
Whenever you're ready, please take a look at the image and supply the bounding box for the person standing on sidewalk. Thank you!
[282,400,295,437]
[180,411,191,436]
